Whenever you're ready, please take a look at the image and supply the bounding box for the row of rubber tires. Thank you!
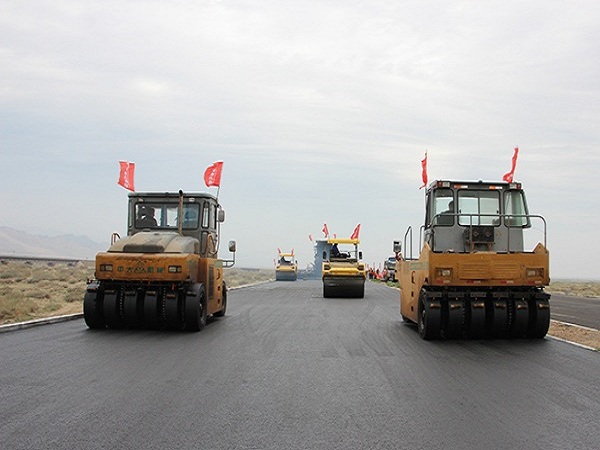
[83,282,226,332]
[414,288,550,340]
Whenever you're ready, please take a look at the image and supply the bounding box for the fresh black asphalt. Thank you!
[550,293,600,329]
[1,280,598,450]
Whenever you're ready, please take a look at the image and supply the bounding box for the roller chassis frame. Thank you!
[414,286,550,340]
[84,279,226,331]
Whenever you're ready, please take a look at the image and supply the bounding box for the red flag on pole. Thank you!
[277,247,281,254]
[350,224,361,240]
[322,223,329,237]
[420,151,428,189]
[204,161,224,187]
[309,234,313,242]
[502,147,519,183]
[117,161,135,192]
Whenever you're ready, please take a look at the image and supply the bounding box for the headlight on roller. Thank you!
[99,264,113,272]
[436,268,452,277]
[168,265,182,273]
[527,268,543,277]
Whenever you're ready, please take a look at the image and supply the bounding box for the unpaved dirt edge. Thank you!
[548,320,599,351]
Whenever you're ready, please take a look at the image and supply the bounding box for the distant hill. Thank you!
[0,226,105,260]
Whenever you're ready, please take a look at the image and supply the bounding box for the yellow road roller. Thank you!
[395,180,550,339]
[322,238,366,298]
[84,190,236,331]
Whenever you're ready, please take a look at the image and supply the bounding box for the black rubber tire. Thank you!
[123,291,140,328]
[165,291,185,330]
[143,290,159,329]
[102,290,123,329]
[83,289,105,329]
[418,291,441,340]
[213,282,227,317]
[491,299,508,338]
[528,297,550,338]
[185,284,207,332]
[466,299,486,339]
[442,299,464,339]
[509,298,529,338]
[323,283,331,298]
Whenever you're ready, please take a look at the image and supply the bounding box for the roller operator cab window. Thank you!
[201,202,210,228]
[504,190,530,227]
[457,190,500,226]
[431,188,454,226]
[134,202,200,230]
[182,204,200,228]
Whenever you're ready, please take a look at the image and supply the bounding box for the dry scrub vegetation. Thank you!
[0,260,93,324]
[0,260,273,325]
[545,280,600,297]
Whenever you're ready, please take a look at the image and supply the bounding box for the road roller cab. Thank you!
[84,191,236,331]
[276,251,298,281]
[396,180,550,339]
[322,238,366,298]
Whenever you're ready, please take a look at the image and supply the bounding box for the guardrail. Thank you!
[0,255,93,264]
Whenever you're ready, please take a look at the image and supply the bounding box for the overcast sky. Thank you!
[1,0,599,279]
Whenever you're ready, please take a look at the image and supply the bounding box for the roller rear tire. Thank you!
[84,289,105,329]
[213,282,227,318]
[185,284,207,332]
[418,291,441,340]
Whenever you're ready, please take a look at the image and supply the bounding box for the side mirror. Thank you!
[218,210,226,223]
[359,251,363,260]
[322,251,327,259]
[228,240,236,253]
[393,241,402,253]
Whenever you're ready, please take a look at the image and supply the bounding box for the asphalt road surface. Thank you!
[1,280,599,450]
[550,293,600,329]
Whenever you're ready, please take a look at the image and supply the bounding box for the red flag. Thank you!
[322,223,329,237]
[420,151,428,189]
[117,161,135,192]
[308,234,313,242]
[204,161,224,187]
[291,248,294,255]
[277,247,281,254]
[502,147,519,183]
[350,224,361,240]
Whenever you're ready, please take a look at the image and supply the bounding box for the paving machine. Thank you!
[84,190,236,331]
[322,238,366,298]
[276,251,298,281]
[395,180,550,339]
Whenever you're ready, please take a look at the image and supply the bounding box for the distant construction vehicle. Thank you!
[322,238,366,298]
[276,251,298,281]
[84,191,236,331]
[395,180,550,339]
[383,255,397,281]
